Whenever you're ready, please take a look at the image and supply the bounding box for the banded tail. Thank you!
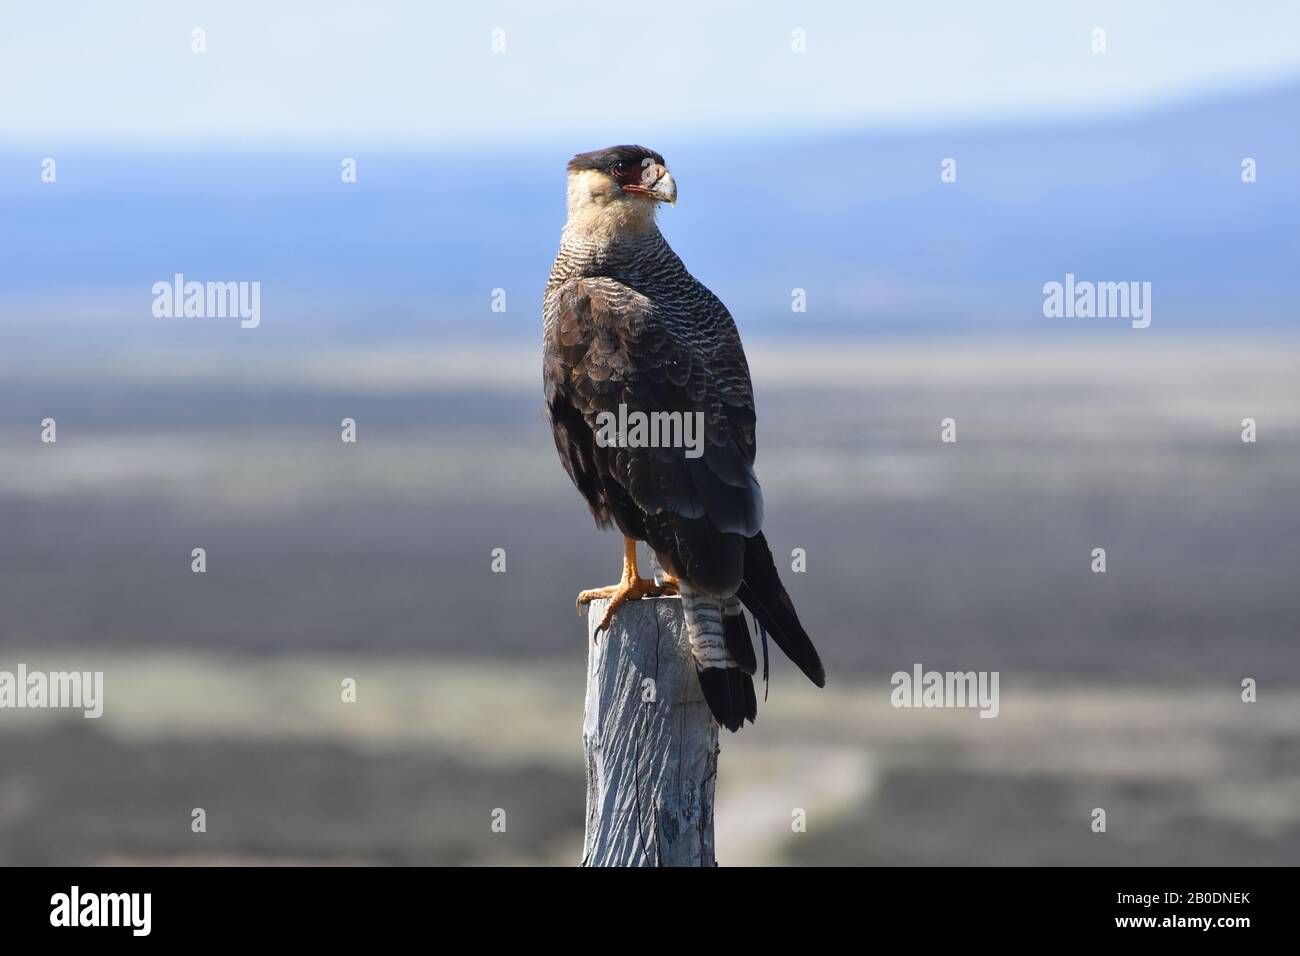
[680,587,757,732]
[679,531,825,732]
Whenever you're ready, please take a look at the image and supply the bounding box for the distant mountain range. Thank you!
[2,82,1296,347]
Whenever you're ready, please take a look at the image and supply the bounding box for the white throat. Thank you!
[564,169,660,244]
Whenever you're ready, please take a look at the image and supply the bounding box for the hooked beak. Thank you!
[624,164,677,206]
[650,169,676,206]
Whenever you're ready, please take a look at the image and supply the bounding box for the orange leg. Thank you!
[577,537,679,640]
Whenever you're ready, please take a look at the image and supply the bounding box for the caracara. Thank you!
[543,145,825,731]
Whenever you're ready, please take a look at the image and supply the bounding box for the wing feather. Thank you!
[543,275,761,586]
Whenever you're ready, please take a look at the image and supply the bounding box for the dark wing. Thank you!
[543,275,761,595]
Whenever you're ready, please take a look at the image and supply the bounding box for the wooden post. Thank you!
[581,595,719,866]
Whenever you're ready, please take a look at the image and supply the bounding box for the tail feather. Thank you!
[677,530,822,732]
[682,587,757,732]
[696,667,756,733]
[722,597,757,675]
[736,532,826,687]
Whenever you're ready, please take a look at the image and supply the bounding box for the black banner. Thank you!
[0,866,1277,941]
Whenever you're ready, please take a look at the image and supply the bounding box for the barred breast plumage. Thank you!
[544,145,825,732]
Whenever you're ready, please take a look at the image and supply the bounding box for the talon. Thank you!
[594,603,618,638]
[574,538,676,642]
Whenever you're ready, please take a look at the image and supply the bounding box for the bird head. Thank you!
[565,145,676,233]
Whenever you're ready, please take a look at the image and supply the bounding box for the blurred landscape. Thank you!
[2,82,1298,345]
[1,4,1298,863]
[1,339,1297,864]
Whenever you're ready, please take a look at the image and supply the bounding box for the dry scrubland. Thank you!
[0,339,1296,864]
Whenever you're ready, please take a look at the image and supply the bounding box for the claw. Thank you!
[576,538,680,643]
[576,578,677,642]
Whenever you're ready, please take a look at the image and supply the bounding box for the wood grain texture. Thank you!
[582,596,718,867]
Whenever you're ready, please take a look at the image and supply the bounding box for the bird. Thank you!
[543,145,825,732]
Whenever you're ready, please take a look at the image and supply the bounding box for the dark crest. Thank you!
[567,144,665,174]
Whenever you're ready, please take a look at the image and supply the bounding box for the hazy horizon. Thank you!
[4,79,1298,354]
[3,2,1296,869]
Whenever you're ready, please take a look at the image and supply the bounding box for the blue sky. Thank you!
[4,1,1300,147]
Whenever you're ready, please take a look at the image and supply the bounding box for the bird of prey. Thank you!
[543,145,825,731]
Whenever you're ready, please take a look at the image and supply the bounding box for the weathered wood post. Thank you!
[581,595,719,866]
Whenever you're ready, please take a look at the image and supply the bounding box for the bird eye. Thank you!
[611,163,625,175]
